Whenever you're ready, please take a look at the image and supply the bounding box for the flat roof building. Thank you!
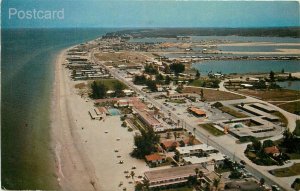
[144,164,209,189]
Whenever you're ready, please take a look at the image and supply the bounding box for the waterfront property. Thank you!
[144,164,209,189]
[176,144,218,161]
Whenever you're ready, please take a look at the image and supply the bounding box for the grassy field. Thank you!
[270,163,300,177]
[237,89,299,101]
[276,101,300,115]
[218,106,248,118]
[89,79,127,90]
[294,120,300,136]
[199,123,225,136]
[183,87,245,102]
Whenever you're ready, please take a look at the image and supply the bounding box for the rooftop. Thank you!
[264,146,280,154]
[176,144,216,154]
[183,153,225,164]
[145,153,165,162]
[144,164,209,183]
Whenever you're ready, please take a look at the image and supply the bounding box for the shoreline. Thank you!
[51,48,100,191]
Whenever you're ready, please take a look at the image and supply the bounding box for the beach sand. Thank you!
[51,49,149,191]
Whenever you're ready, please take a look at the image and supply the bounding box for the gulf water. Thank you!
[1,28,115,189]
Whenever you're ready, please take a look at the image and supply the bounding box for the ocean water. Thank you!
[1,28,115,190]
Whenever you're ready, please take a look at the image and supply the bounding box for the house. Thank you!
[145,153,166,166]
[144,164,209,189]
[264,146,280,157]
[161,140,179,151]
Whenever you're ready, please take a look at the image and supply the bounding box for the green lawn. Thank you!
[270,163,300,177]
[90,79,127,90]
[294,120,300,136]
[200,123,225,136]
[219,106,248,118]
[277,101,300,115]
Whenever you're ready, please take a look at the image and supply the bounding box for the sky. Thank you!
[1,0,300,28]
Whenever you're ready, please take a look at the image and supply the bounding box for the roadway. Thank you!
[91,51,294,191]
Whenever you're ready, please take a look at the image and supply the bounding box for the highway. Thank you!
[91,51,292,191]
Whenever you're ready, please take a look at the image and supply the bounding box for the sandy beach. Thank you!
[51,49,149,191]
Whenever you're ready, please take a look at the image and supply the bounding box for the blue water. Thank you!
[108,108,121,116]
[1,28,116,189]
[130,35,300,43]
[277,81,300,91]
[192,60,300,75]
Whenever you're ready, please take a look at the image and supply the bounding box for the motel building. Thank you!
[144,164,209,189]
[175,144,217,160]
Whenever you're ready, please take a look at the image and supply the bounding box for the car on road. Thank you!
[240,160,246,165]
[271,185,280,191]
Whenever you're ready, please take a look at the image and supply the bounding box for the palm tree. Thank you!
[193,127,196,136]
[194,168,199,176]
[173,131,177,141]
[130,171,135,180]
[213,178,220,191]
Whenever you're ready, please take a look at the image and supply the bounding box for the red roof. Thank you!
[161,140,179,148]
[264,146,280,154]
[189,107,206,115]
[145,153,164,161]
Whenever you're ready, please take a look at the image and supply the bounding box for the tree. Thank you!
[114,82,125,97]
[170,63,185,76]
[131,128,160,159]
[260,178,265,186]
[213,178,221,190]
[262,140,274,149]
[130,171,135,179]
[196,70,200,79]
[252,138,262,152]
[173,131,177,141]
[144,63,158,75]
[133,75,147,85]
[187,176,197,187]
[281,68,285,74]
[270,70,275,82]
[146,80,158,92]
[200,89,204,101]
[165,75,171,85]
[194,168,199,176]
[90,81,107,99]
[155,73,164,84]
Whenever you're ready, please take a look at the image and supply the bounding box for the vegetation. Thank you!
[199,123,224,136]
[90,79,127,99]
[294,120,300,136]
[270,163,300,177]
[91,81,107,99]
[144,63,158,75]
[131,128,160,159]
[188,78,220,88]
[277,101,300,116]
[212,102,248,118]
[280,129,300,154]
[229,169,242,179]
[245,138,289,166]
[291,178,300,190]
[170,63,185,76]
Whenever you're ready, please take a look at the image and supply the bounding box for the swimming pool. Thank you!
[108,108,121,116]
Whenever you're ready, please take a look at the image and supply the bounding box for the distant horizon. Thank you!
[2,0,299,28]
